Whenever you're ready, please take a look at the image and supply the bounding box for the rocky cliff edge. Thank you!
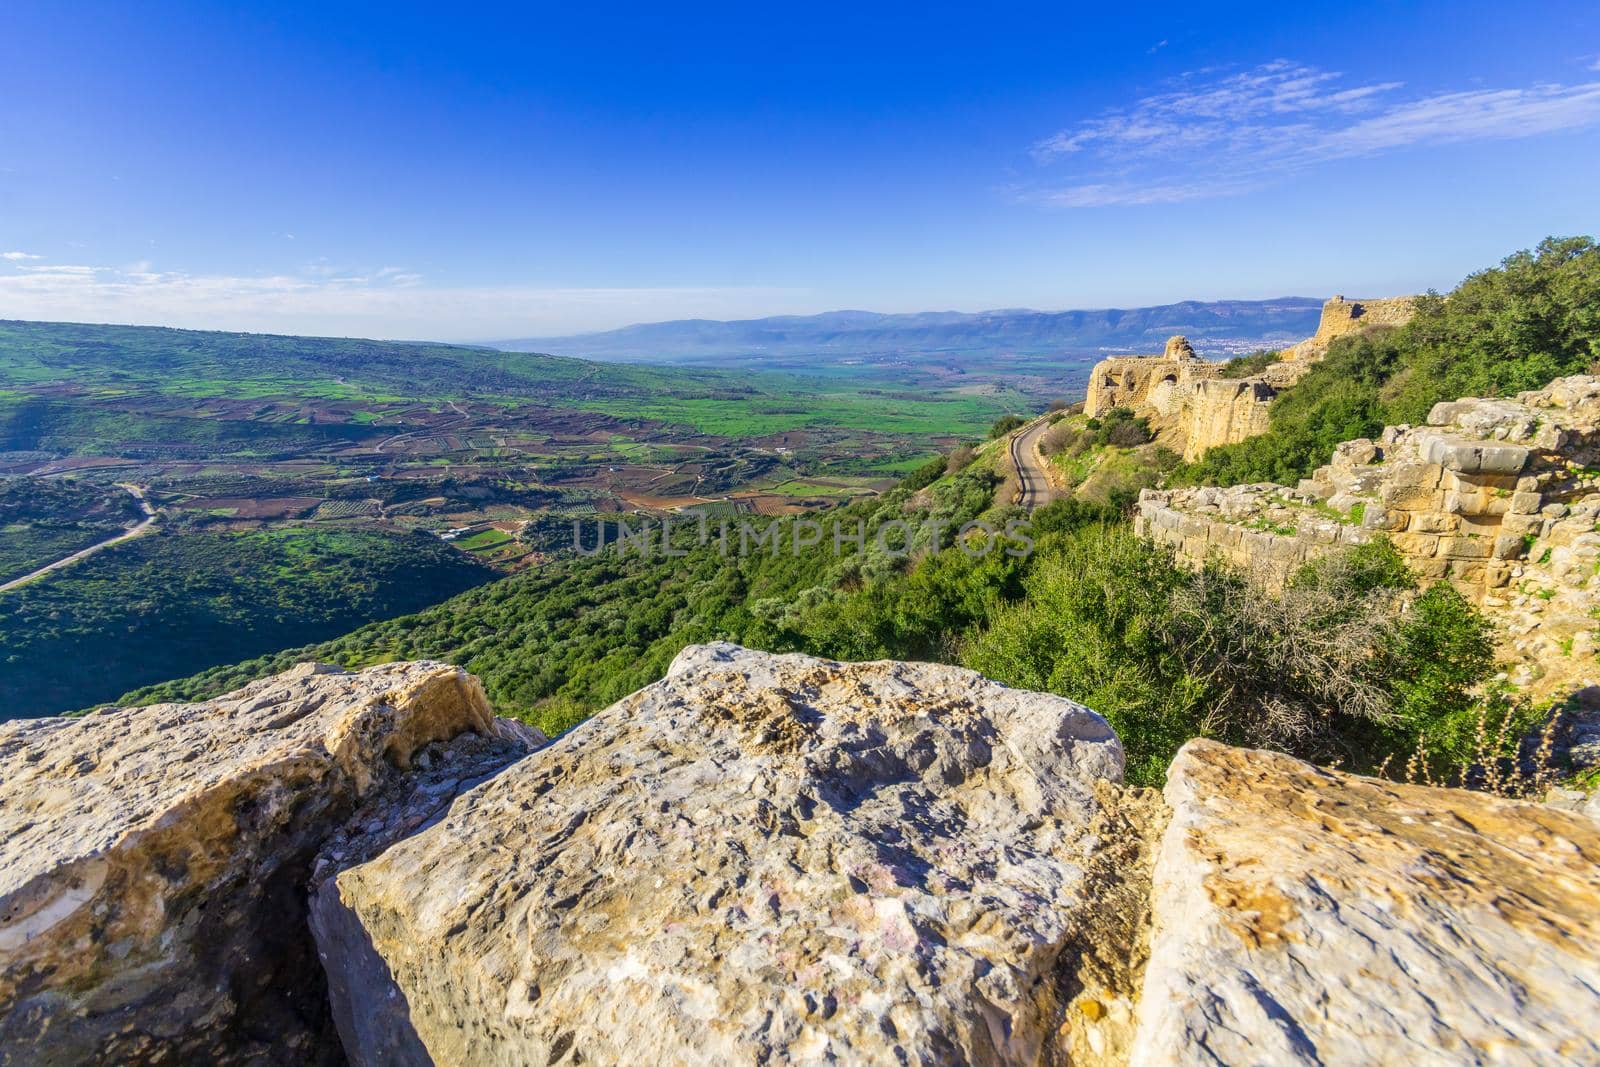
[3,646,1598,1066]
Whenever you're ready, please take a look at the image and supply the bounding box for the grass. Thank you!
[457,528,513,551]
[765,481,864,498]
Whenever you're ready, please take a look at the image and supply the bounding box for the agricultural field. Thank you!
[0,319,1022,542]
[0,318,1026,716]
[0,477,143,583]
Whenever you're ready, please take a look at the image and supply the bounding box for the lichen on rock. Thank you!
[1132,738,1600,1066]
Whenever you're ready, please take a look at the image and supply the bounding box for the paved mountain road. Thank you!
[1010,418,1056,510]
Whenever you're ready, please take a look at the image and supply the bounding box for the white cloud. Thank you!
[1315,82,1600,158]
[2,251,42,261]
[1038,178,1269,209]
[0,261,807,339]
[1029,61,1600,207]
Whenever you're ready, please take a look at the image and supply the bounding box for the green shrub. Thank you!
[1216,348,1281,379]
[989,414,1028,438]
[963,532,1497,785]
[899,453,947,492]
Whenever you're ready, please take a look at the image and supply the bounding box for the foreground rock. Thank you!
[1132,739,1600,1066]
[315,643,1127,1066]
[0,661,538,1066]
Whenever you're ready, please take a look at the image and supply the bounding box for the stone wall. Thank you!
[1081,294,1418,461]
[1083,335,1217,418]
[1136,483,1373,585]
[1283,294,1419,361]
[1139,375,1600,702]
[1179,378,1278,461]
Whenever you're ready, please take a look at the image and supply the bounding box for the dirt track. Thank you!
[0,484,158,593]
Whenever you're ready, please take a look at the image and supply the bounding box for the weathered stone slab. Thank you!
[1131,739,1600,1067]
[315,643,1125,1066]
[1419,432,1529,475]
[0,662,535,1066]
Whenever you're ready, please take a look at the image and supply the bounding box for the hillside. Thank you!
[109,237,1600,796]
[501,298,1324,366]
[0,319,1020,717]
[1177,237,1600,487]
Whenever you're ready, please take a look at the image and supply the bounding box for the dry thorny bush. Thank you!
[1177,548,1560,795]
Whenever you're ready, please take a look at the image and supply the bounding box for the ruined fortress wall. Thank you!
[1285,295,1419,361]
[1136,495,1370,586]
[1083,336,1214,418]
[1180,379,1277,462]
[1080,295,1419,459]
[1137,376,1600,702]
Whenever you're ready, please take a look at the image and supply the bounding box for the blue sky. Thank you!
[2,1,1598,339]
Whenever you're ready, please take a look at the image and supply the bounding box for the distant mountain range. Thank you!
[498,298,1325,366]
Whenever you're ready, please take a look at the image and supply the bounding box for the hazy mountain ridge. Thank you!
[500,298,1325,364]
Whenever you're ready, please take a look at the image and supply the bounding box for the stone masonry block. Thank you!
[1457,513,1504,538]
[1391,532,1440,558]
[1407,512,1458,534]
[1484,561,1516,589]
[1440,536,1493,561]
[1509,491,1543,515]
[1492,534,1528,561]
[1386,461,1443,490]
[1361,506,1393,531]
[1418,433,1529,475]
[1412,558,1449,580]
[1500,513,1544,538]
[1381,484,1445,511]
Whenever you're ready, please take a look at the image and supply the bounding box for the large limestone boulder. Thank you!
[1131,739,1600,1066]
[314,642,1127,1066]
[0,661,538,1066]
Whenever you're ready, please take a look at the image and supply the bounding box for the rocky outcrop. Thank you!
[1139,375,1600,706]
[1133,738,1600,1065]
[9,647,1600,1065]
[313,643,1129,1066]
[0,661,539,1065]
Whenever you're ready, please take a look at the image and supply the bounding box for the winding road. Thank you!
[1009,417,1056,510]
[0,484,157,593]
[374,401,473,455]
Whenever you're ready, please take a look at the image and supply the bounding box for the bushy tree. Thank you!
[989,414,1028,438]
[963,532,1497,785]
